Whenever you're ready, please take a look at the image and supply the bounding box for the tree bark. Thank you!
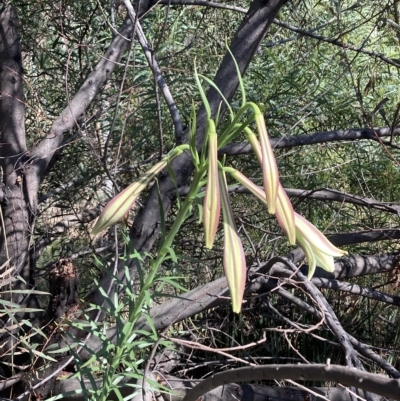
[182,364,400,401]
[0,5,31,303]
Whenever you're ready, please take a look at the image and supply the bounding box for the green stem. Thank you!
[97,166,206,401]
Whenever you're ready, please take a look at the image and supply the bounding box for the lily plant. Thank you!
[92,60,346,314]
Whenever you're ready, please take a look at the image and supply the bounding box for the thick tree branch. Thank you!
[182,364,400,401]
[312,277,400,307]
[27,17,133,210]
[162,380,389,401]
[50,378,390,401]
[0,6,31,295]
[328,229,400,246]
[301,252,397,280]
[0,6,26,164]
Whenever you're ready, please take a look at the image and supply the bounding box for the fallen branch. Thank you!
[182,364,400,401]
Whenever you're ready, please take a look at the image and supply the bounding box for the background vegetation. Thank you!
[1,0,400,400]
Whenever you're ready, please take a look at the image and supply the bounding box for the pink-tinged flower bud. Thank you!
[228,168,295,246]
[203,120,220,249]
[254,111,279,215]
[219,167,246,313]
[294,213,347,279]
[92,146,188,235]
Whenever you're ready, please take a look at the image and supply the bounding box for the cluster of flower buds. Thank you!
[202,103,346,313]
[92,99,346,314]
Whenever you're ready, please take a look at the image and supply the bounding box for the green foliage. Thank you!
[3,0,400,398]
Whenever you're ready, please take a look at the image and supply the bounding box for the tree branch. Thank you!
[219,126,400,156]
[0,5,31,294]
[271,259,363,371]
[182,364,400,401]
[199,184,400,216]
[27,17,133,210]
[0,6,26,167]
[312,277,400,307]
[273,18,400,69]
[328,229,400,246]
[122,0,183,139]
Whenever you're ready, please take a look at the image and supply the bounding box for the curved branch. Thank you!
[182,364,400,401]
[267,281,400,379]
[228,185,400,215]
[219,126,400,156]
[271,259,362,370]
[328,229,400,246]
[312,277,400,306]
[285,188,400,214]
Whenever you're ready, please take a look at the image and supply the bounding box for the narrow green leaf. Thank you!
[226,43,246,106]
[199,74,233,121]
[194,61,211,118]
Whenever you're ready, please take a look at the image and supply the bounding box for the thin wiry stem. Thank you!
[122,0,183,140]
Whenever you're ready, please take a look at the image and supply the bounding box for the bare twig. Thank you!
[122,0,183,140]
[273,18,400,69]
[166,336,257,366]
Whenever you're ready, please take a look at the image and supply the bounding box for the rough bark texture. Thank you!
[0,6,30,300]
[45,259,79,323]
